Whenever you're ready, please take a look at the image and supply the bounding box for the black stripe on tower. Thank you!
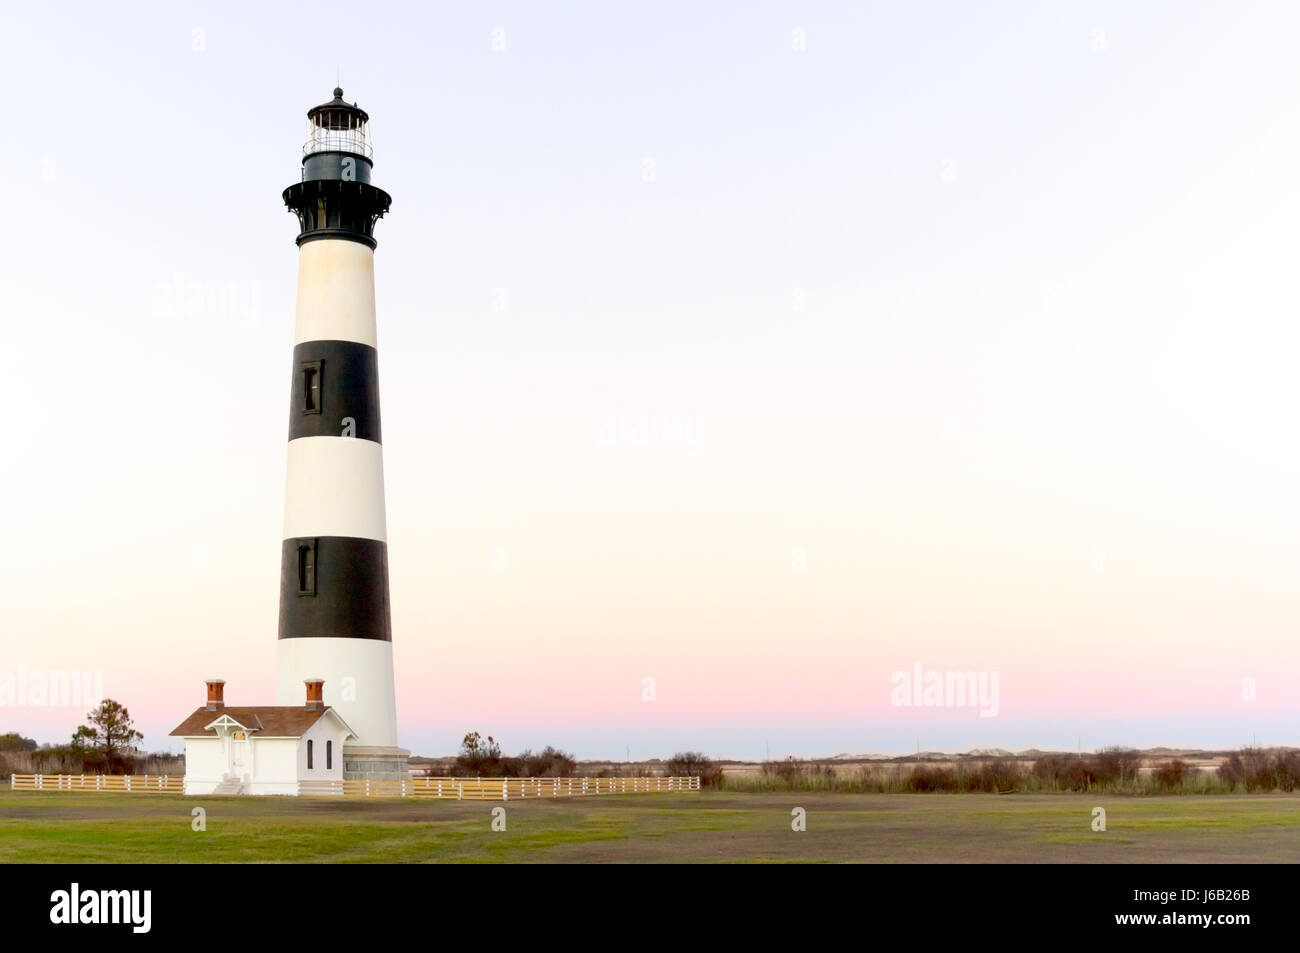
[289,340,382,443]
[278,537,392,642]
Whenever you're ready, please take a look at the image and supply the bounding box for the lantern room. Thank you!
[305,87,371,158]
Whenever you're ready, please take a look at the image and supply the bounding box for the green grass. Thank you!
[3,787,1300,862]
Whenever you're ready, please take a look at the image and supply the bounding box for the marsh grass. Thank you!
[722,749,1299,795]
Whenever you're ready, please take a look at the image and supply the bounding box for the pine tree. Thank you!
[74,699,144,773]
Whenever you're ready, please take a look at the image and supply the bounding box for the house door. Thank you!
[230,732,250,781]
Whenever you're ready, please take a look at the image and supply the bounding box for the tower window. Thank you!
[296,540,316,596]
[307,739,314,770]
[327,740,333,770]
[301,360,322,415]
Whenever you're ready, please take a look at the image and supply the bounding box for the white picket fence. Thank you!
[9,773,701,800]
[298,775,702,800]
[10,774,183,793]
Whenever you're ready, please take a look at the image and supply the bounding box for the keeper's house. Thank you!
[170,678,355,795]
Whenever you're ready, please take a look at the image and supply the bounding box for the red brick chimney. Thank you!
[205,679,225,711]
[304,679,324,712]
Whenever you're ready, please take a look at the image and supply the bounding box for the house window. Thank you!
[301,361,322,414]
[296,540,316,596]
[327,740,333,770]
[307,739,314,770]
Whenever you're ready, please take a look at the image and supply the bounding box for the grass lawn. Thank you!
[2,787,1298,863]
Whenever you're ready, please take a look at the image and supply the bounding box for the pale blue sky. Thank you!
[2,2,1298,758]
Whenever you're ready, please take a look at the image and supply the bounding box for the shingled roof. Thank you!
[169,706,341,738]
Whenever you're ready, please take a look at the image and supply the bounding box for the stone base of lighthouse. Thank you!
[342,745,410,781]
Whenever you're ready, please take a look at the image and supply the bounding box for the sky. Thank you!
[1,1,1298,759]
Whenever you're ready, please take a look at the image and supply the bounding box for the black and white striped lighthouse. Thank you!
[276,88,407,780]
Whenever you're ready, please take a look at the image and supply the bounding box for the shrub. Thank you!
[1032,754,1092,791]
[907,766,958,792]
[1090,747,1142,787]
[763,759,803,783]
[519,746,576,778]
[970,758,1024,792]
[665,751,723,787]
[1152,760,1189,791]
[1275,751,1300,792]
[452,732,519,776]
[1030,750,1142,791]
[1218,747,1300,792]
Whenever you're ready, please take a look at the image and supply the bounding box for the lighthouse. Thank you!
[276,88,408,781]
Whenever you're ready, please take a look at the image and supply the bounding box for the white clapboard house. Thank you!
[170,678,355,795]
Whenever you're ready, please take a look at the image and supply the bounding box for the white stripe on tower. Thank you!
[276,638,399,749]
[282,436,388,541]
[293,240,378,347]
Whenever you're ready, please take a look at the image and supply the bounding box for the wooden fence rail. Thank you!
[9,774,184,794]
[297,776,702,799]
[9,774,700,800]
